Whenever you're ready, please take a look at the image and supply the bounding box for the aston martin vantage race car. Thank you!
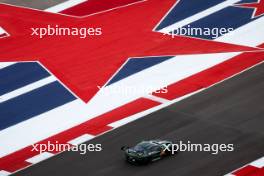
[121,140,174,164]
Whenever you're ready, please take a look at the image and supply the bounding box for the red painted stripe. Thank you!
[0,161,31,173]
[253,167,264,176]
[232,165,260,176]
[61,0,143,16]
[153,48,264,100]
[0,98,159,172]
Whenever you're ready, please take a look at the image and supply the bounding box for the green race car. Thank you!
[121,140,174,164]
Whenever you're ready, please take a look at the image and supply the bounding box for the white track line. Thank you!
[250,156,264,168]
[26,152,54,164]
[216,15,264,47]
[0,76,56,103]
[44,0,87,13]
[0,171,10,176]
[109,89,204,128]
[160,0,241,33]
[0,26,6,35]
[0,62,15,69]
[144,94,170,104]
[68,134,95,145]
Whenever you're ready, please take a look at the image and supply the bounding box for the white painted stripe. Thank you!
[216,16,264,47]
[159,0,241,33]
[44,0,87,13]
[109,89,203,128]
[0,27,6,34]
[0,62,16,69]
[0,76,56,103]
[26,152,54,164]
[250,156,264,168]
[224,174,235,176]
[0,26,10,38]
[0,171,10,176]
[144,94,170,104]
[68,134,95,145]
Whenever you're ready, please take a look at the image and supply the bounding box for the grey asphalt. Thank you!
[13,63,264,176]
[0,0,66,10]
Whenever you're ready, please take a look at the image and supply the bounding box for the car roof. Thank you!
[140,140,164,146]
[137,139,171,146]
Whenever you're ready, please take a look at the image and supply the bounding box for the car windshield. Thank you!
[134,142,155,152]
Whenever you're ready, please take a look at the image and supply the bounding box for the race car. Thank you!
[121,140,174,164]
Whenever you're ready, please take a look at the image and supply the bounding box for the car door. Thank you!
[149,146,162,160]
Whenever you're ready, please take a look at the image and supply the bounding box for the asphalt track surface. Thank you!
[0,0,65,9]
[13,62,264,176]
